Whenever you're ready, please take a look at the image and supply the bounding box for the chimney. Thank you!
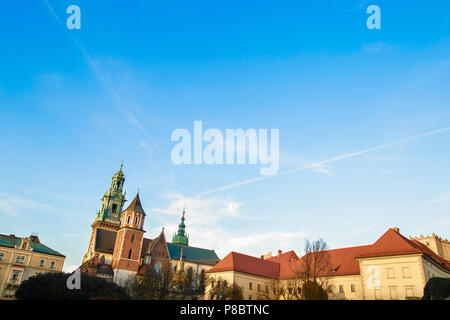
[9,234,15,238]
[278,250,282,256]
[260,255,264,260]
[392,227,400,233]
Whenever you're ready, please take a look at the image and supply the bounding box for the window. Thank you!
[16,256,24,264]
[154,262,162,273]
[351,284,355,292]
[135,216,139,225]
[249,282,253,290]
[112,204,117,214]
[258,284,261,291]
[127,215,131,224]
[50,261,55,269]
[339,285,344,293]
[0,252,4,261]
[11,271,20,281]
[248,295,252,300]
[387,268,395,279]
[402,267,411,278]
[39,259,45,267]
[265,285,268,293]
[405,287,414,297]
[211,280,215,287]
[128,249,132,259]
[375,289,382,300]
[389,287,398,300]
[131,234,135,243]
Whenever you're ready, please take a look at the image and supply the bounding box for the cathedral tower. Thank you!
[95,163,127,225]
[82,164,127,264]
[112,193,146,283]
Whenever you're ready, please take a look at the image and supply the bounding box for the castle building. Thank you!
[0,234,65,299]
[80,165,220,284]
[206,228,450,300]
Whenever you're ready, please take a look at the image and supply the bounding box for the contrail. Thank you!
[195,126,450,197]
[41,0,160,152]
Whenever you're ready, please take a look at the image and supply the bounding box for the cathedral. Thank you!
[80,165,220,284]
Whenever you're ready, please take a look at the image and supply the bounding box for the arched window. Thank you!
[128,249,132,259]
[131,234,135,243]
[127,215,131,224]
[135,216,139,225]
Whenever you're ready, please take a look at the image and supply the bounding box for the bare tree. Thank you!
[257,280,286,300]
[288,238,332,300]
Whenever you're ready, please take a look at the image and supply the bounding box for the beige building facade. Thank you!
[0,234,65,299]
[206,228,450,300]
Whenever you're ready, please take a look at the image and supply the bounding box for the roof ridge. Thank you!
[167,242,216,252]
[232,251,281,267]
[324,244,372,252]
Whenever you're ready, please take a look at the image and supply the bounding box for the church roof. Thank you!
[123,193,146,215]
[0,234,65,257]
[167,242,220,266]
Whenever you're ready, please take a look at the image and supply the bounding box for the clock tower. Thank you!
[112,193,146,283]
[82,164,127,264]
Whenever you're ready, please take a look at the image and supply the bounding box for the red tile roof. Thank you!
[266,250,299,264]
[207,228,450,279]
[411,239,450,270]
[206,251,280,279]
[356,228,422,259]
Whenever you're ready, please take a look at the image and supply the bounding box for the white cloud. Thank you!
[0,191,58,217]
[151,193,307,258]
[417,191,450,205]
[152,193,244,226]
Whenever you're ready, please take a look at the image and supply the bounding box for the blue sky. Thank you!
[1,1,450,271]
